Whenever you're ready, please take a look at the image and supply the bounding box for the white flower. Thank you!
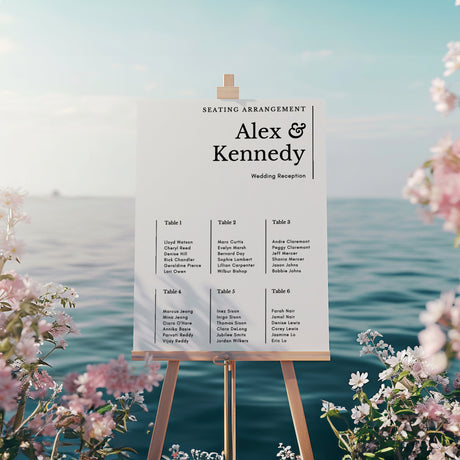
[379,367,394,381]
[351,403,370,424]
[444,42,460,77]
[348,371,369,390]
[357,330,370,345]
[321,400,346,413]
[428,440,458,459]
[445,57,460,76]
[430,133,453,157]
[429,80,457,115]
[360,345,373,356]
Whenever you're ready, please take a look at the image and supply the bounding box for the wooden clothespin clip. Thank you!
[217,74,239,99]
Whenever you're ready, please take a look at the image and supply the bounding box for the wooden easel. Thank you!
[132,75,330,459]
[132,350,329,460]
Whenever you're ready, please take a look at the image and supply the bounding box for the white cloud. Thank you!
[178,89,195,97]
[0,13,13,24]
[0,37,16,54]
[144,81,156,91]
[133,64,147,72]
[300,49,333,61]
[55,106,78,116]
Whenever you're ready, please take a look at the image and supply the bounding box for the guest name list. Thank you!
[134,100,329,355]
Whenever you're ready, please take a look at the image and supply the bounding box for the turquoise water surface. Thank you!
[15,198,460,459]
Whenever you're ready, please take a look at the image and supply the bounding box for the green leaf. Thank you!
[420,379,437,389]
[395,408,415,416]
[394,370,410,383]
[0,338,12,353]
[321,409,343,419]
[97,403,113,415]
[363,453,376,458]
[0,274,14,281]
[376,447,394,453]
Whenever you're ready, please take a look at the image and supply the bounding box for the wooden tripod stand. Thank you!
[145,358,315,460]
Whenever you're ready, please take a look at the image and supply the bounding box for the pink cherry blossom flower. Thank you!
[0,188,25,209]
[416,397,448,423]
[82,411,116,442]
[15,331,40,364]
[38,319,52,335]
[0,234,25,260]
[63,371,80,393]
[403,168,431,205]
[0,272,42,308]
[418,324,446,355]
[136,361,163,392]
[71,368,107,409]
[430,133,453,158]
[51,311,80,337]
[0,357,20,411]
[445,403,460,436]
[64,395,86,414]
[426,351,448,375]
[29,370,55,400]
[429,79,456,115]
[28,413,57,437]
[103,355,141,397]
[420,294,453,326]
[83,363,109,390]
[453,373,460,390]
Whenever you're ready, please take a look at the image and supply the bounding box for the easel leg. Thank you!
[224,360,230,459]
[223,360,236,460]
[280,361,314,460]
[148,360,180,460]
[230,360,236,460]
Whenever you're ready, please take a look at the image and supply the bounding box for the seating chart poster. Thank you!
[134,100,329,357]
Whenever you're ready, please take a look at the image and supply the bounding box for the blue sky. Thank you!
[1,0,460,197]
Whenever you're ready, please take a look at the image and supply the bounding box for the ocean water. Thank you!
[13,197,460,459]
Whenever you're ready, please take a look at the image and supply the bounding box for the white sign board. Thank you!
[134,100,329,359]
